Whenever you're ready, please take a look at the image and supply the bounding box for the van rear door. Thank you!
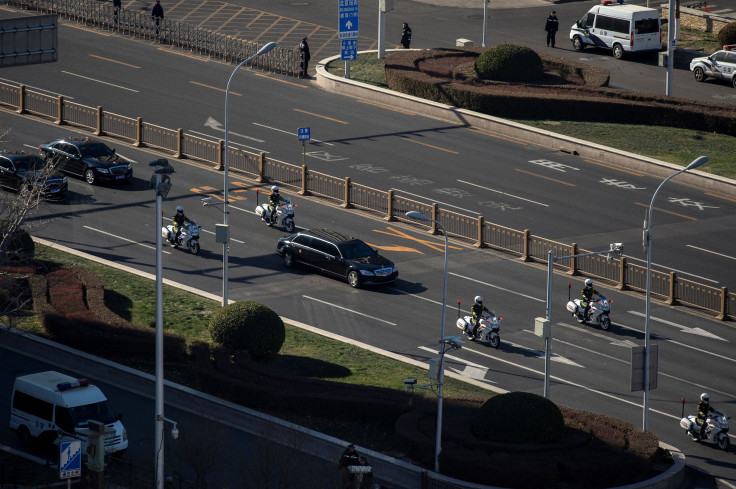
[632,16,661,51]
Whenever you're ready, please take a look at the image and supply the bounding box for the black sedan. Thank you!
[38,137,133,185]
[0,151,67,198]
[277,228,398,288]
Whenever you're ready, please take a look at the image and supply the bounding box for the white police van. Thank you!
[569,3,663,59]
[9,371,128,455]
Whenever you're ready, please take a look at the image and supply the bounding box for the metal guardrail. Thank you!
[7,0,301,76]
[5,78,730,322]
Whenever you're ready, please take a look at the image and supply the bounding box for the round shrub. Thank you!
[474,43,544,82]
[0,222,34,262]
[717,22,736,48]
[471,392,565,443]
[209,301,285,361]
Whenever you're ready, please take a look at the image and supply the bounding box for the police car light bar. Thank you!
[57,378,90,391]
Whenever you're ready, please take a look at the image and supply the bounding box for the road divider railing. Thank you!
[2,81,733,322]
[7,0,301,76]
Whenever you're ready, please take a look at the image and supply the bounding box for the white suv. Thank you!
[690,47,736,88]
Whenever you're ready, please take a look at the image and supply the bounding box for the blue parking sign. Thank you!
[341,40,357,61]
[338,0,359,39]
[60,440,82,479]
[298,127,310,141]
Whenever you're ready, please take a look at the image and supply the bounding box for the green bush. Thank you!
[471,391,565,443]
[209,301,285,361]
[717,22,736,48]
[0,222,34,262]
[474,43,543,82]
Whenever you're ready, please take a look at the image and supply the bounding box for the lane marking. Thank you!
[399,136,459,155]
[188,129,268,154]
[64,24,111,36]
[303,295,396,325]
[293,108,348,124]
[448,271,544,303]
[514,168,575,186]
[627,310,726,341]
[705,191,736,203]
[191,81,237,95]
[203,117,265,142]
[0,78,72,98]
[389,188,481,215]
[465,127,529,145]
[686,244,736,262]
[458,179,549,207]
[633,202,696,220]
[61,71,139,92]
[83,226,171,254]
[358,100,415,115]
[251,122,333,146]
[374,227,463,253]
[583,158,645,177]
[623,254,718,283]
[88,54,141,69]
[156,48,210,62]
[254,72,308,88]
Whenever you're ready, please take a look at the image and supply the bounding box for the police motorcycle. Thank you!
[565,282,612,331]
[455,299,502,348]
[679,398,731,450]
[255,186,296,233]
[162,219,202,255]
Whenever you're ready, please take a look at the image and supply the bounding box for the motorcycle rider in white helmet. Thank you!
[697,393,715,439]
[581,278,600,321]
[172,205,188,244]
[268,185,285,224]
[470,296,491,339]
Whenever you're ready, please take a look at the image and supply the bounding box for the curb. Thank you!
[314,50,736,198]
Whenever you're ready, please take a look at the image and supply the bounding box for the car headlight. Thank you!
[359,269,374,276]
[62,176,67,184]
[127,163,132,170]
[392,265,398,273]
[97,168,110,174]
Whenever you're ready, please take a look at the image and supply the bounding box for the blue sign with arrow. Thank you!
[338,0,359,39]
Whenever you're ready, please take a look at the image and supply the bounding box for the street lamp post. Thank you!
[406,211,447,473]
[149,159,174,489]
[222,41,277,307]
[642,155,708,430]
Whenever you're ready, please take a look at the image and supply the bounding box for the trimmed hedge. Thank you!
[385,47,736,136]
[209,301,285,361]
[475,43,544,82]
[471,392,565,443]
[717,22,736,48]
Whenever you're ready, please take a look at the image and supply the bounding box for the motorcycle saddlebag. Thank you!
[679,418,692,430]
[565,301,577,313]
[456,318,469,330]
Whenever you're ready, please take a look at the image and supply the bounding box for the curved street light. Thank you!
[406,210,448,473]
[222,41,277,307]
[642,155,708,431]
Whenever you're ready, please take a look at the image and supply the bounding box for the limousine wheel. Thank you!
[85,168,96,185]
[572,36,585,51]
[612,44,624,60]
[348,270,360,288]
[17,426,32,446]
[282,251,294,268]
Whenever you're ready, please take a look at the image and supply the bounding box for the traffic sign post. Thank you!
[298,127,310,166]
[339,0,359,79]
[60,439,82,488]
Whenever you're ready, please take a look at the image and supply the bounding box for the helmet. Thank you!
[176,205,184,214]
[271,185,279,193]
[585,279,593,287]
[474,296,483,303]
[701,393,710,402]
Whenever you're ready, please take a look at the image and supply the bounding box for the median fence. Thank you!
[3,82,733,323]
[7,0,301,76]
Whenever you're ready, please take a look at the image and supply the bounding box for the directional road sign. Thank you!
[341,40,357,61]
[338,0,359,39]
[59,439,82,479]
[298,127,310,141]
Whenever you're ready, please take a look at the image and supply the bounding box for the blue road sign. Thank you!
[298,127,310,141]
[60,439,82,479]
[338,0,359,39]
[341,40,357,61]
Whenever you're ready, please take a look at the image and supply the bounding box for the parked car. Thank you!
[277,228,398,288]
[690,47,736,87]
[38,137,133,185]
[0,151,67,198]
